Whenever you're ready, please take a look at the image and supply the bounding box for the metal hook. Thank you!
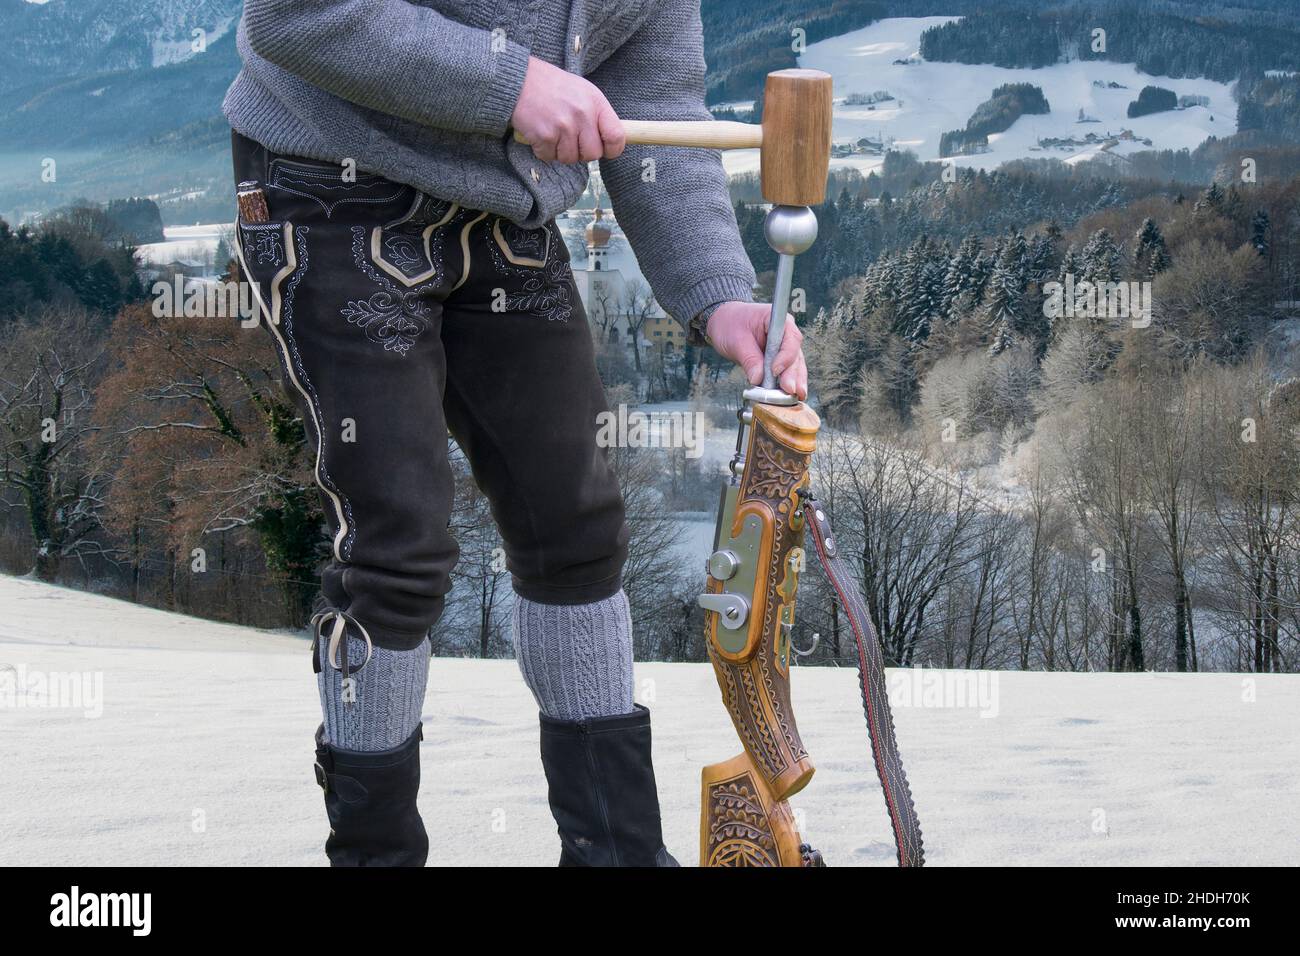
[791,630,821,659]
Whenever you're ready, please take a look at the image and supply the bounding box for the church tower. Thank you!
[585,203,612,271]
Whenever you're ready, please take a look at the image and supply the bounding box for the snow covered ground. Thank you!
[134,223,232,272]
[1,574,1295,866]
[721,16,1237,179]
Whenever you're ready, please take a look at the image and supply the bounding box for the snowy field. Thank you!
[134,223,232,271]
[721,16,1237,179]
[2,575,1296,867]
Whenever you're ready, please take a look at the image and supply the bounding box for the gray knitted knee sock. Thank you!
[513,590,636,720]
[317,633,430,751]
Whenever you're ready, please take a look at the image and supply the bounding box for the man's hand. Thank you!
[705,301,808,401]
[511,57,626,165]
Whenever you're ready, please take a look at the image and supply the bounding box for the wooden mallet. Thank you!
[517,67,833,402]
[514,67,833,206]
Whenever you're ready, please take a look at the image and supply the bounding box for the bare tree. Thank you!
[586,279,621,343]
[93,296,324,624]
[622,280,658,375]
[1152,241,1269,362]
[1136,370,1206,671]
[1010,444,1105,670]
[1051,385,1151,671]
[838,435,984,666]
[608,439,697,660]
[444,444,511,658]
[939,506,1020,669]
[0,308,112,580]
[1198,358,1299,672]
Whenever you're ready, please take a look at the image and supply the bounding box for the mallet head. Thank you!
[759,68,833,207]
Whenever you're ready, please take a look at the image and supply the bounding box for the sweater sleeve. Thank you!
[587,0,756,331]
[242,0,529,137]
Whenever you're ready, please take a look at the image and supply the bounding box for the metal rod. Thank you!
[762,253,795,390]
[751,205,819,401]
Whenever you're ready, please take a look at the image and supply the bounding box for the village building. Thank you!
[565,202,692,353]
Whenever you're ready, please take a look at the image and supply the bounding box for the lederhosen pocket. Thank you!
[482,218,576,322]
[235,156,418,323]
[234,184,300,329]
[265,157,412,220]
[367,193,462,289]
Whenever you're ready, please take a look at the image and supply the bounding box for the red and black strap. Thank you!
[804,496,926,868]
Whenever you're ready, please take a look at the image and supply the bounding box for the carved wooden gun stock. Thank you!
[699,400,821,866]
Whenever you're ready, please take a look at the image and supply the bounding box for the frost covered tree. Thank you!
[1053,386,1150,672]
[1251,209,1271,257]
[982,241,1025,354]
[0,308,111,582]
[1194,182,1225,215]
[942,235,984,316]
[1057,244,1081,286]
[1133,217,1169,278]
[1081,229,1123,284]
[1026,232,1058,283]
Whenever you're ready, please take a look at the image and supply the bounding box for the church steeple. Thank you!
[585,203,612,271]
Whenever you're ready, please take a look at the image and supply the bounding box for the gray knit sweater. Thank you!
[223,0,756,329]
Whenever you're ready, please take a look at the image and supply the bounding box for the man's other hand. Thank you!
[512,57,626,164]
[705,301,808,401]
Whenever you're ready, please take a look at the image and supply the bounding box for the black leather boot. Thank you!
[539,704,678,867]
[313,723,429,866]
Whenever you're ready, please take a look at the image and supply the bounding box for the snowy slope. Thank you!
[135,223,231,272]
[1,574,1296,866]
[721,17,1237,179]
[0,0,243,85]
[150,12,237,67]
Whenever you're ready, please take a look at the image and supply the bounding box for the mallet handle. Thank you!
[513,120,763,150]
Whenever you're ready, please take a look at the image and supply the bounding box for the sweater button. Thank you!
[573,34,581,53]
[530,167,540,183]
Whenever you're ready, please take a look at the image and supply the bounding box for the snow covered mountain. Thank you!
[0,0,242,223]
[0,0,240,90]
[2,573,1296,866]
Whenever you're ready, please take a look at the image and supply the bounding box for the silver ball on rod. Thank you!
[763,204,819,257]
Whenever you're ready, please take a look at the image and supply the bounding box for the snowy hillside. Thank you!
[0,0,241,86]
[2,574,1295,866]
[134,222,230,267]
[721,17,1237,179]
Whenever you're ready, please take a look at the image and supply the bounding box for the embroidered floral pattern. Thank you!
[484,220,575,323]
[341,291,429,354]
[244,225,285,268]
[347,226,433,356]
[381,234,427,276]
[496,220,549,263]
